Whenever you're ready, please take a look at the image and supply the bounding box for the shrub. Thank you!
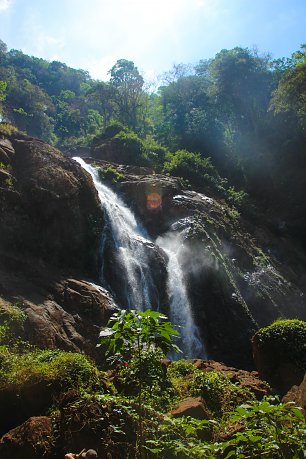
[0,348,99,391]
[163,150,217,189]
[227,186,248,208]
[221,397,306,459]
[100,309,180,456]
[0,300,26,345]
[255,319,306,371]
[190,370,254,417]
[0,122,20,136]
[168,359,196,378]
[102,121,127,140]
[98,165,124,184]
[113,129,148,165]
[143,138,168,170]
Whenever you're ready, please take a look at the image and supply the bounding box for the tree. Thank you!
[0,39,7,55]
[208,47,273,136]
[270,44,306,134]
[0,80,6,119]
[5,77,55,142]
[109,59,145,130]
[100,309,180,458]
[86,81,117,130]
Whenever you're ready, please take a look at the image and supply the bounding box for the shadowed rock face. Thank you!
[0,131,116,357]
[282,375,306,418]
[0,132,102,276]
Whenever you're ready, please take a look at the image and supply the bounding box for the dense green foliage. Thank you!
[98,165,124,184]
[255,319,306,371]
[0,347,99,391]
[1,40,306,244]
[0,306,304,458]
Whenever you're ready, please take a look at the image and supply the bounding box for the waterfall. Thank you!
[74,158,158,311]
[75,157,206,358]
[157,229,207,359]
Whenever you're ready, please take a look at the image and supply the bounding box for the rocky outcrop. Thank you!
[0,261,116,359]
[252,321,306,395]
[1,130,306,371]
[22,278,116,357]
[192,360,270,399]
[0,131,116,363]
[74,159,306,368]
[0,131,103,276]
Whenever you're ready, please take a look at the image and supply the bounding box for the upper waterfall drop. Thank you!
[74,157,158,311]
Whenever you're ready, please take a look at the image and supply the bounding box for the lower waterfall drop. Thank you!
[156,231,207,359]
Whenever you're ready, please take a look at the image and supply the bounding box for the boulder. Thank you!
[282,374,306,417]
[0,261,117,361]
[252,321,306,395]
[0,380,56,436]
[0,417,54,459]
[171,396,210,420]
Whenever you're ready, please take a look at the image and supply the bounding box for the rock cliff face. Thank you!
[0,132,102,274]
[0,130,115,357]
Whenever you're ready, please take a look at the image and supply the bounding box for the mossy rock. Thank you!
[0,347,100,435]
[252,319,306,394]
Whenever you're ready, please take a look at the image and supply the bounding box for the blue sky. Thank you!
[0,0,305,81]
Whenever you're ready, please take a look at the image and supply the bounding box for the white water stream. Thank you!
[75,158,157,311]
[157,231,206,358]
[74,157,206,358]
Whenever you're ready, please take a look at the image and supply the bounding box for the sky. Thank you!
[0,0,305,81]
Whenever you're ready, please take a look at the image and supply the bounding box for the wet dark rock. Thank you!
[101,231,169,311]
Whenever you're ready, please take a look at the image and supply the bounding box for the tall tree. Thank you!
[0,80,6,118]
[270,44,306,135]
[109,59,144,130]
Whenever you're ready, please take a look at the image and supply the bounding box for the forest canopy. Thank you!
[1,40,306,247]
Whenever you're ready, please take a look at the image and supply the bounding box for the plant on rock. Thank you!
[99,309,181,458]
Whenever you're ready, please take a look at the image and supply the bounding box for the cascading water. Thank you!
[74,157,206,358]
[157,227,207,359]
[74,158,158,311]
